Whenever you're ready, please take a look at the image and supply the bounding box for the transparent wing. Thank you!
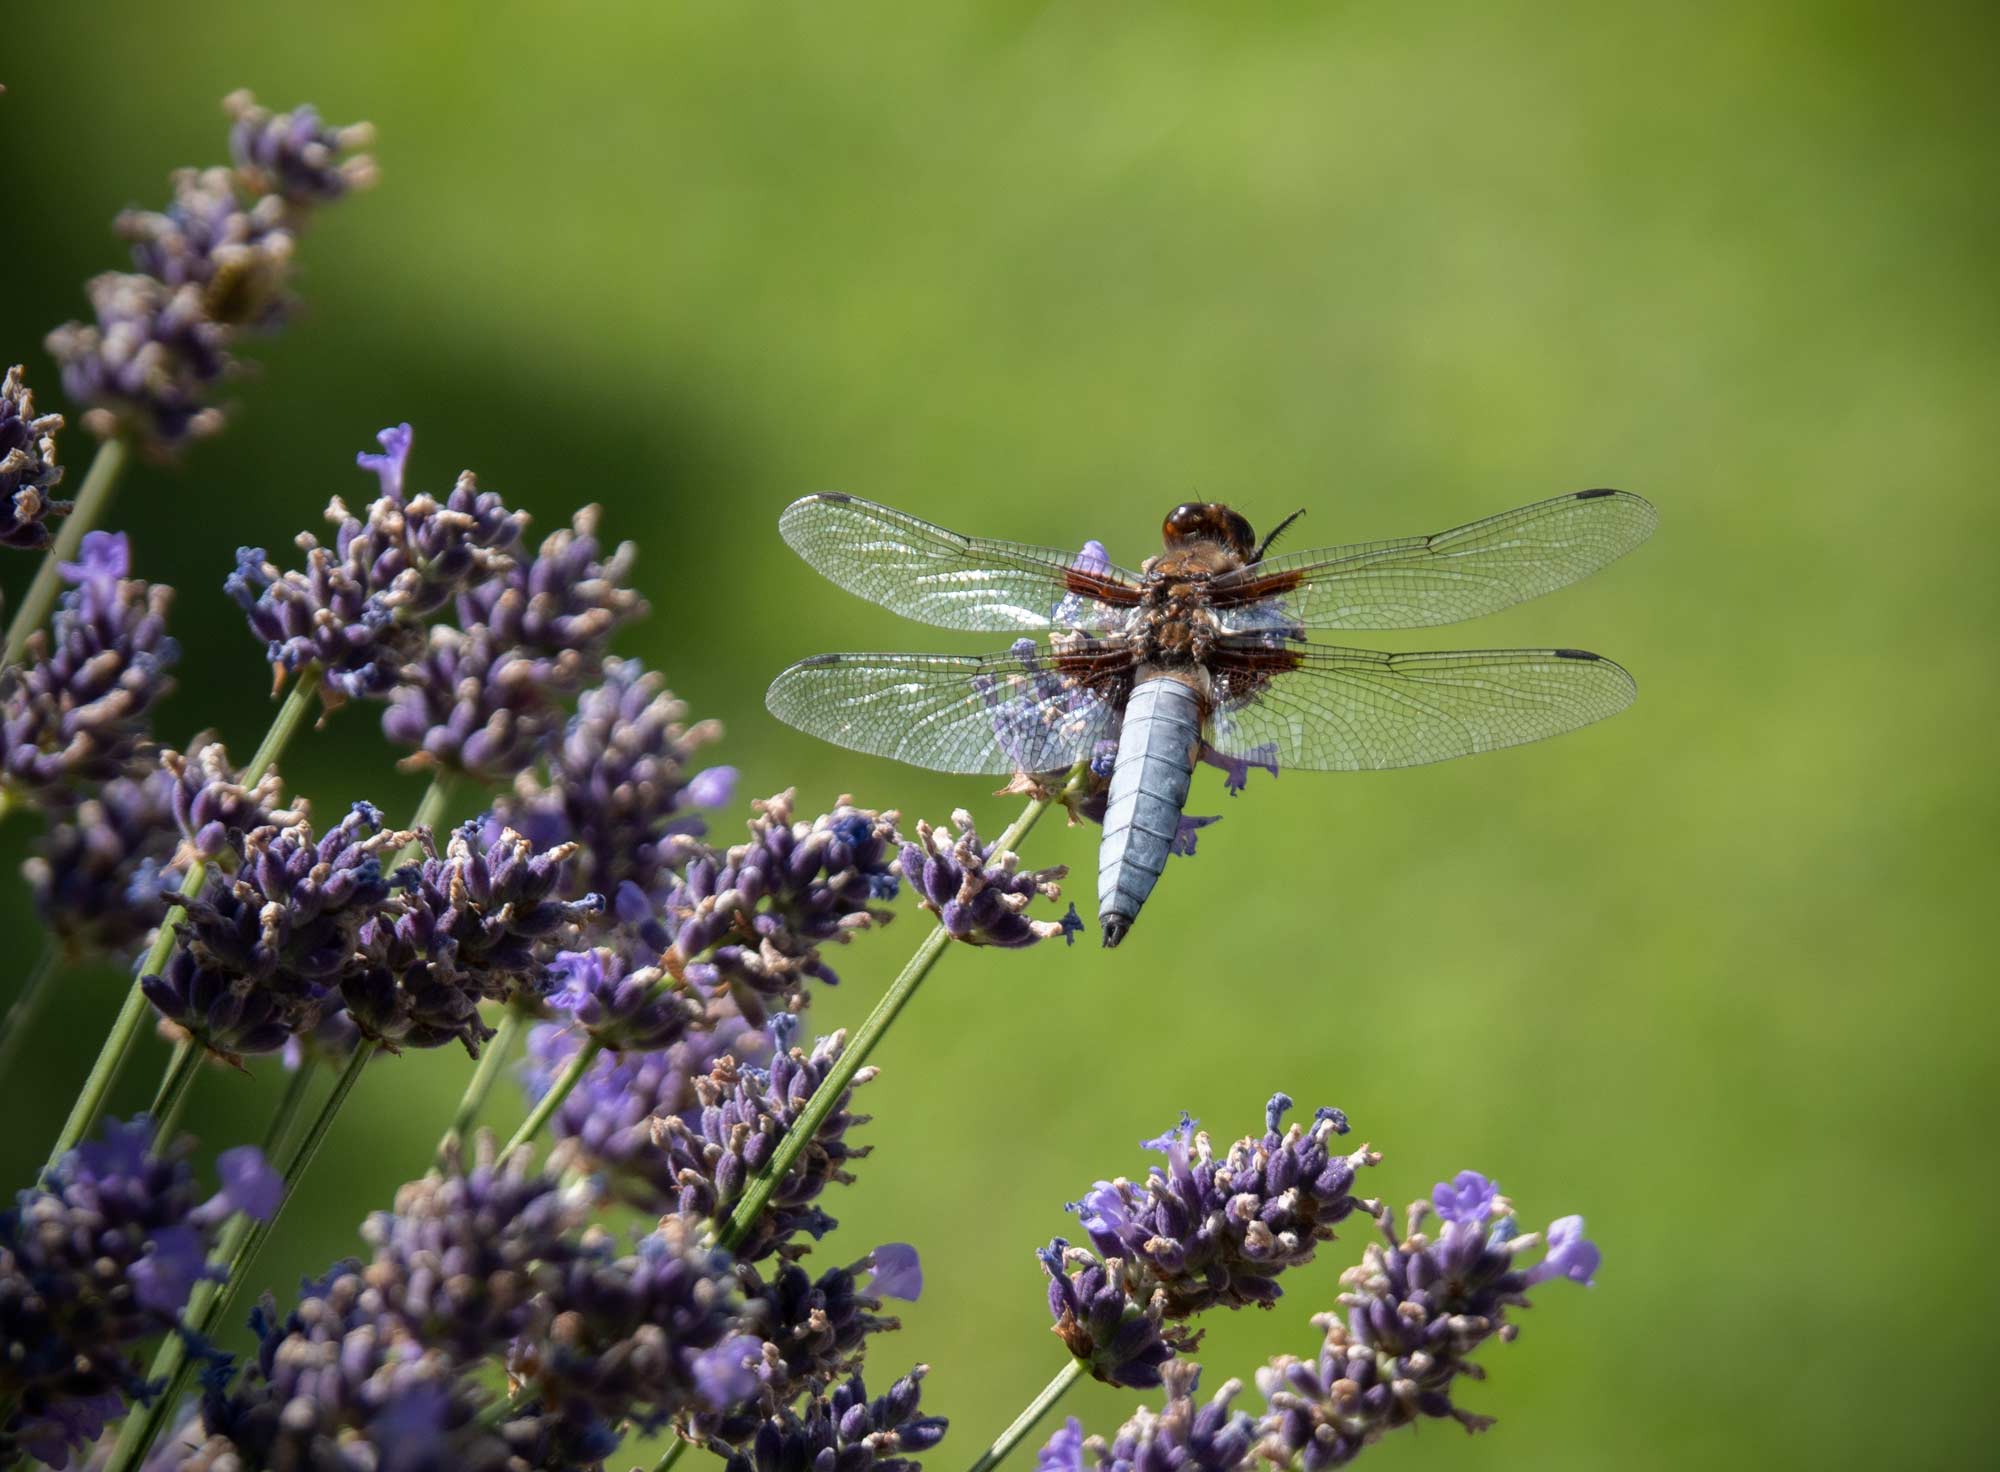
[1210,490,1657,632]
[766,644,1133,776]
[780,494,1142,634]
[1205,642,1637,772]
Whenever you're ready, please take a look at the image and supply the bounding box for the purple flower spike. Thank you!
[1038,1241,1186,1389]
[1063,1361,1255,1472]
[1066,1095,1379,1322]
[2,532,177,800]
[0,365,68,551]
[1526,1215,1600,1287]
[0,1118,268,1464]
[1432,1170,1500,1228]
[899,809,1075,948]
[868,1243,923,1301]
[723,1368,946,1472]
[47,93,374,452]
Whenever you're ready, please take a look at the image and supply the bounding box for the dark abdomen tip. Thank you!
[1100,914,1131,948]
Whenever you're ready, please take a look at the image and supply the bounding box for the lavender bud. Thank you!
[0,1119,274,1468]
[898,810,1081,948]
[725,1368,947,1472]
[45,94,374,452]
[23,767,180,961]
[1,532,178,802]
[650,1030,875,1263]
[0,366,67,552]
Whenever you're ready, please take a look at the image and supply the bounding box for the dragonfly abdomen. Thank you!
[1097,675,1202,948]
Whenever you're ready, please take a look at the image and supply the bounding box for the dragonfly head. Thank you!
[1163,502,1255,560]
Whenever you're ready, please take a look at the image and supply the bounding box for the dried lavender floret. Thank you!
[1041,1361,1255,1472]
[0,366,67,551]
[224,90,378,205]
[23,767,179,961]
[1039,1242,1186,1389]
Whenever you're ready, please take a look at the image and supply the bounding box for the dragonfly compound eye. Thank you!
[1163,503,1255,556]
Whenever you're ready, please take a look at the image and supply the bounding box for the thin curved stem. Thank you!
[963,1359,1086,1472]
[717,790,1054,1252]
[651,1435,699,1472]
[103,1052,349,1472]
[505,1035,600,1155]
[436,1002,530,1167]
[41,669,322,1174]
[147,1037,203,1142]
[2,436,131,669]
[0,945,60,1080]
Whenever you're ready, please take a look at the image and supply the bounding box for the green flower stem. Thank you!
[505,1035,601,1155]
[963,1359,1087,1472]
[41,668,323,1175]
[147,1037,203,1142]
[650,1435,696,1472]
[0,944,60,1080]
[436,1001,531,1167]
[1,435,131,670]
[103,1052,349,1472]
[716,788,1055,1253]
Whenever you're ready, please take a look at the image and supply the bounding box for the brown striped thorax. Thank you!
[769,486,1658,944]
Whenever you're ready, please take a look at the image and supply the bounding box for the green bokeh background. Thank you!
[2,3,1992,1467]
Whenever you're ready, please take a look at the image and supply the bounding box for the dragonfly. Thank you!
[766,489,1657,947]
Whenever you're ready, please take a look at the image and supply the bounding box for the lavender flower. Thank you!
[1073,1096,1377,1318]
[519,1008,772,1213]
[224,90,378,205]
[507,1215,757,1440]
[696,1245,923,1444]
[724,1368,948,1472]
[453,504,645,677]
[543,944,703,1053]
[1038,1241,1184,1389]
[0,366,67,551]
[651,1030,876,1263]
[656,792,901,1019]
[228,426,525,704]
[387,821,599,990]
[158,736,290,864]
[1254,1176,1601,1460]
[1,532,178,800]
[150,1261,508,1472]
[489,658,730,899]
[46,94,375,452]
[360,1140,592,1366]
[1042,1362,1256,1472]
[142,803,410,1060]
[899,810,1081,948]
[0,1119,276,1469]
[382,621,567,781]
[23,768,178,960]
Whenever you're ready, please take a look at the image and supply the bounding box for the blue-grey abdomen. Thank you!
[1098,675,1202,947]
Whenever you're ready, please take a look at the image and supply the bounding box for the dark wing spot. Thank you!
[816,491,853,504]
[797,652,842,667]
[1553,648,1600,661]
[1574,487,1618,500]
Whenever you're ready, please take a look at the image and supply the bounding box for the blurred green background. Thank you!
[2,2,1993,1467]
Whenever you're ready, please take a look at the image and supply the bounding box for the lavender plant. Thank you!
[0,83,1608,1472]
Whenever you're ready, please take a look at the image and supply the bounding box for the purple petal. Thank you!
[357,422,414,501]
[868,1242,923,1301]
[131,1223,212,1314]
[686,766,738,808]
[217,1145,284,1222]
[1432,1170,1498,1227]
[692,1333,764,1409]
